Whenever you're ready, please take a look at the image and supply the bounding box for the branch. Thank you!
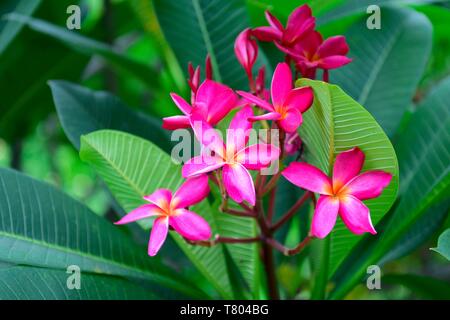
[186,234,260,247]
[271,191,311,232]
[265,236,313,256]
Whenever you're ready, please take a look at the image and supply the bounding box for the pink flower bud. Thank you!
[234,28,258,78]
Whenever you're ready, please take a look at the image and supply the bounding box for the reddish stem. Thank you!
[271,191,311,232]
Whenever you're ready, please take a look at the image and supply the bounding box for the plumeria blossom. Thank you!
[115,175,212,256]
[187,55,213,101]
[282,147,392,238]
[235,28,258,80]
[284,132,302,155]
[182,106,280,205]
[162,79,238,130]
[253,5,315,49]
[237,62,313,133]
[277,31,352,80]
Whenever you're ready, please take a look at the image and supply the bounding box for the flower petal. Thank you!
[222,163,256,206]
[278,107,302,133]
[182,155,224,178]
[311,195,339,239]
[227,106,253,153]
[284,5,315,45]
[332,147,364,192]
[282,162,332,194]
[284,86,314,113]
[190,112,225,158]
[344,171,392,200]
[196,80,237,125]
[249,112,281,122]
[170,93,192,115]
[265,10,284,32]
[238,143,280,170]
[339,195,377,235]
[271,62,292,107]
[162,115,191,130]
[317,35,349,58]
[143,189,172,211]
[237,90,274,112]
[234,28,258,75]
[252,26,282,42]
[318,55,352,70]
[115,204,163,225]
[148,217,169,256]
[173,175,210,209]
[170,209,212,241]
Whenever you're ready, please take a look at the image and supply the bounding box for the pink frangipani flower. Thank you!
[237,62,313,133]
[235,28,258,79]
[277,31,352,80]
[282,147,392,238]
[253,5,315,49]
[182,106,280,205]
[115,175,212,256]
[162,79,238,130]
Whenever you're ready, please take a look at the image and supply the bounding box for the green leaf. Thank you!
[49,80,172,153]
[0,0,41,55]
[330,76,450,299]
[153,0,269,89]
[0,167,204,298]
[383,274,450,300]
[0,266,157,300]
[296,79,399,296]
[316,0,446,25]
[331,7,432,137]
[79,129,233,298]
[4,13,159,89]
[432,228,450,260]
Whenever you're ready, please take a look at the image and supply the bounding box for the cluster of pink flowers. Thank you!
[116,5,391,256]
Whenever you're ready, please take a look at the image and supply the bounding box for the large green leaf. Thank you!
[79,129,233,298]
[432,228,450,260]
[49,80,172,152]
[296,79,399,296]
[331,7,431,137]
[316,0,446,25]
[4,13,159,89]
[383,274,450,300]
[0,266,156,300]
[330,76,450,299]
[0,167,204,298]
[153,0,268,89]
[0,0,41,55]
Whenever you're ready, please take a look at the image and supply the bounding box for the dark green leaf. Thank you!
[383,274,450,300]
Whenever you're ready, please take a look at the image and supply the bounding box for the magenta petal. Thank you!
[252,26,282,42]
[115,204,163,225]
[222,164,256,206]
[237,90,274,112]
[345,171,392,200]
[317,35,349,57]
[162,115,191,130]
[332,147,364,191]
[278,107,302,133]
[234,28,258,75]
[339,195,377,235]
[284,86,314,113]
[190,112,225,158]
[284,5,315,44]
[148,217,169,256]
[173,175,210,209]
[311,195,339,239]
[196,80,237,125]
[271,62,292,107]
[282,162,332,194]
[239,143,280,170]
[249,112,281,122]
[143,189,172,211]
[227,106,253,153]
[182,155,224,178]
[170,209,212,241]
[319,56,352,70]
[265,10,284,32]
[170,93,192,115]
